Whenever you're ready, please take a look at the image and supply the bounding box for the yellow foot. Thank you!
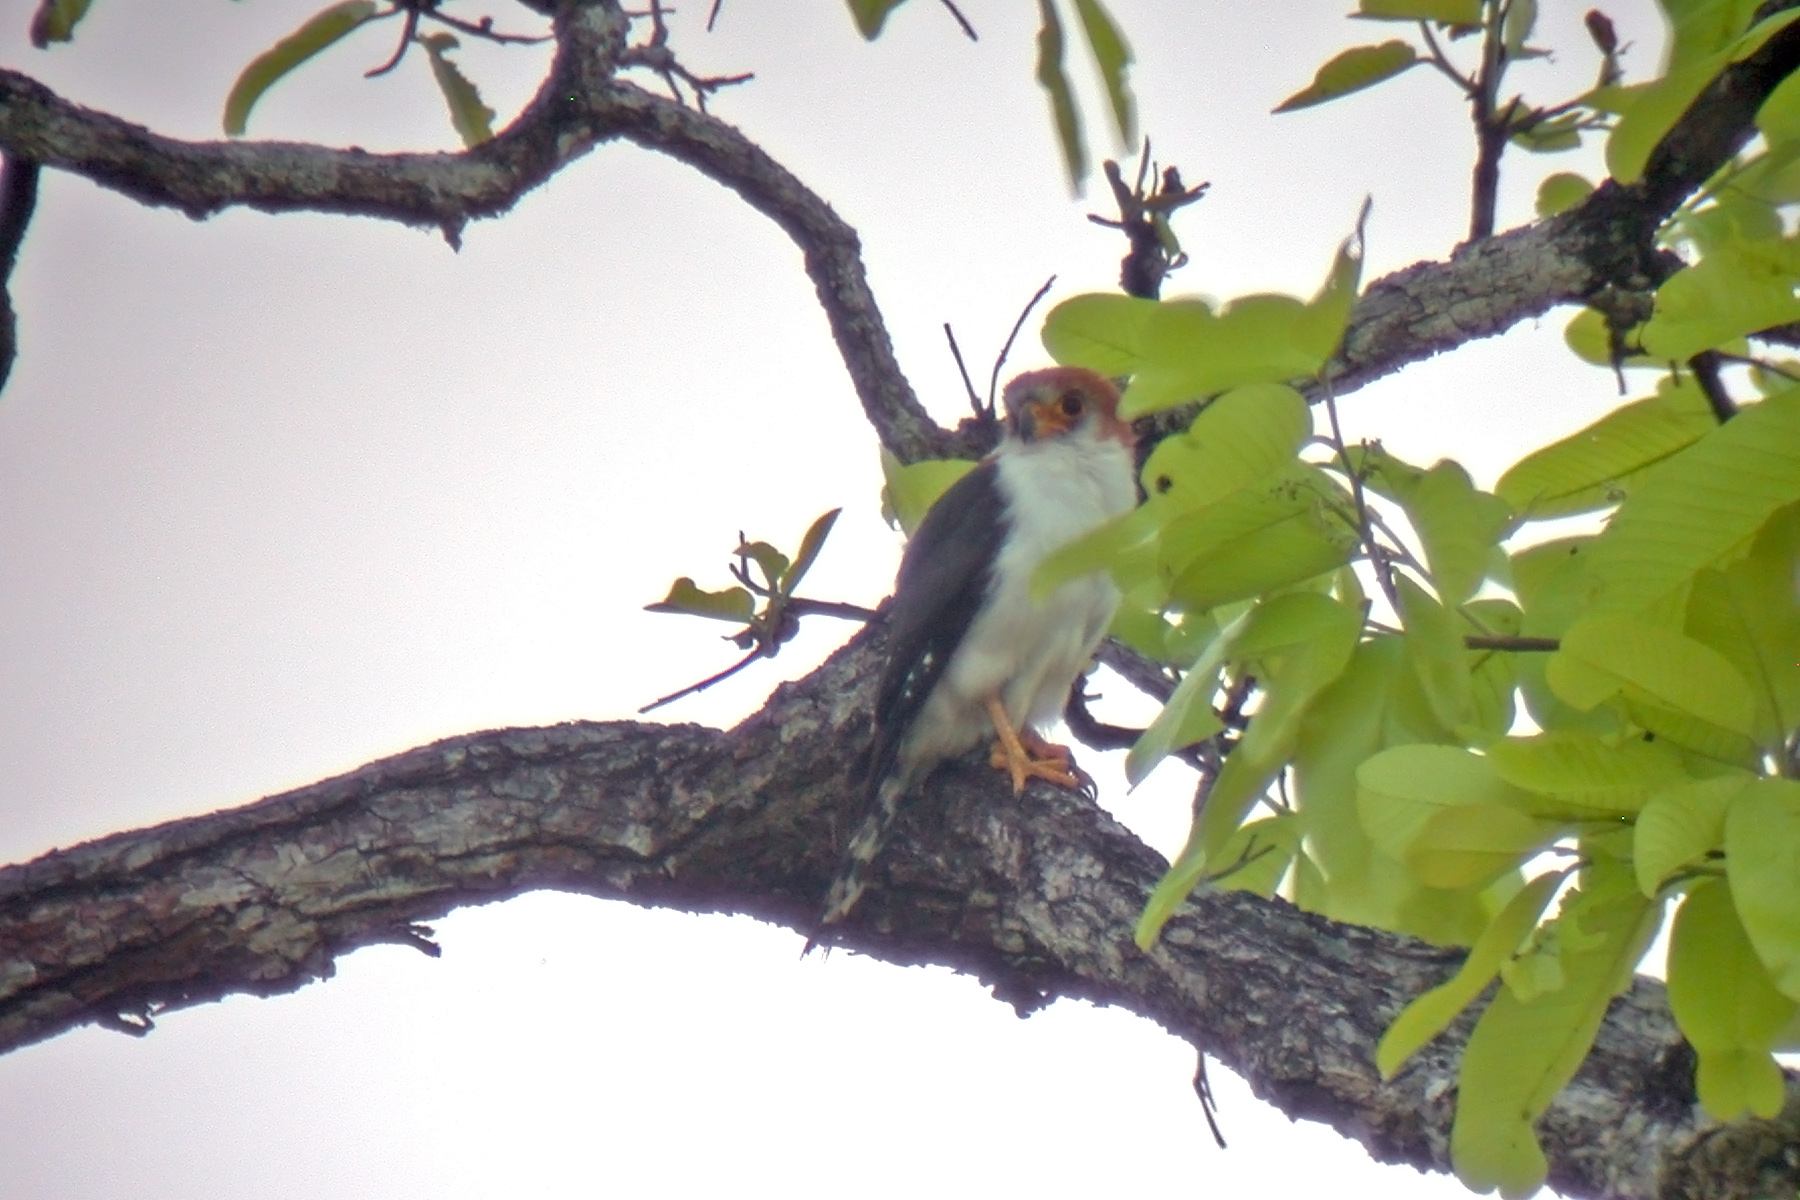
[983,696,1083,795]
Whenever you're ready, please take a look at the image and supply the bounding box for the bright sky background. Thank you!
[0,2,1687,1197]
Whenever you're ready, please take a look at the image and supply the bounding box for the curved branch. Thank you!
[0,1,951,463]
[1,628,1794,1200]
[0,151,41,392]
[0,4,1792,461]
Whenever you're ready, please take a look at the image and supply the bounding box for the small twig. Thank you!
[939,0,978,40]
[706,0,725,31]
[1463,634,1559,652]
[1687,349,1738,422]
[423,9,553,45]
[639,644,766,713]
[944,323,985,418]
[1714,350,1800,382]
[1193,1054,1229,1150]
[1321,381,1403,615]
[988,275,1058,411]
[785,597,878,622]
[364,7,422,78]
[1418,22,1478,96]
[0,152,41,395]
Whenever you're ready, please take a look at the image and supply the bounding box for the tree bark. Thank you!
[2,627,1795,1199]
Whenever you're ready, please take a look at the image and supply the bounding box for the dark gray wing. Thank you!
[866,458,1008,791]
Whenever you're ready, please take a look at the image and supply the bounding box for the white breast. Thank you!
[896,430,1136,777]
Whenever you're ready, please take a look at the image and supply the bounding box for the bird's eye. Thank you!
[1059,391,1084,417]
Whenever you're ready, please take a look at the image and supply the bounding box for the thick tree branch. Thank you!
[0,1,951,462]
[1,628,1794,1200]
[0,4,1793,463]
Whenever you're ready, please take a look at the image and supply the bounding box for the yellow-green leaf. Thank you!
[1035,0,1085,190]
[223,0,379,136]
[29,0,92,47]
[1640,233,1800,360]
[1548,614,1758,736]
[1485,731,1689,820]
[1684,503,1800,748]
[1535,172,1594,218]
[1395,575,1473,733]
[1355,0,1480,21]
[846,0,908,38]
[879,451,976,535]
[645,577,755,624]
[1583,388,1800,613]
[1450,870,1657,1197]
[1274,41,1419,115]
[784,507,842,593]
[1139,383,1312,513]
[1724,779,1800,998]
[1668,878,1796,1120]
[1070,0,1135,147]
[1634,775,1747,896]
[418,32,496,148]
[1495,377,1715,519]
[1378,872,1564,1079]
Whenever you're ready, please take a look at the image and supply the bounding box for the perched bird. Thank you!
[816,366,1138,932]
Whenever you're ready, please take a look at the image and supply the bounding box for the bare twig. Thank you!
[939,0,978,40]
[987,275,1058,412]
[944,322,985,418]
[1688,349,1739,422]
[365,7,423,78]
[638,643,766,713]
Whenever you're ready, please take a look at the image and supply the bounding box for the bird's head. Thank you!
[1001,367,1134,451]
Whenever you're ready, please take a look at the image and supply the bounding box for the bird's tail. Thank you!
[807,774,907,947]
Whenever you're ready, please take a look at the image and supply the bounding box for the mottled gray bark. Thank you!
[2,628,1795,1199]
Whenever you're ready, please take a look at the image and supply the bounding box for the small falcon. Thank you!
[817,366,1138,930]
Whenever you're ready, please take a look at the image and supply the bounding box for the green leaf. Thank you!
[1274,41,1419,115]
[1669,877,1796,1120]
[1070,0,1136,147]
[1378,872,1564,1079]
[1159,468,1359,610]
[1535,171,1594,218]
[1495,376,1716,519]
[1450,869,1658,1197]
[1355,0,1481,23]
[1633,775,1746,896]
[1139,383,1312,512]
[223,0,379,136]
[1685,503,1800,748]
[1209,814,1299,897]
[784,507,842,594]
[1502,0,1539,54]
[1548,614,1758,736]
[1485,731,1690,820]
[1724,779,1800,998]
[846,0,909,37]
[1581,388,1800,614]
[1401,461,1513,605]
[1125,609,1244,786]
[1138,595,1361,947]
[1035,0,1086,190]
[418,33,496,148]
[1510,111,1584,153]
[735,539,789,587]
[1395,575,1473,733]
[1640,233,1800,360]
[1357,745,1554,890]
[645,577,756,624]
[1043,216,1363,417]
[1755,60,1800,143]
[879,451,976,535]
[29,0,93,47]
[1606,8,1800,184]
[1562,306,1655,372]
[1041,293,1163,376]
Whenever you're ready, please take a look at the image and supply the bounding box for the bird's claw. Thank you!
[988,733,1085,795]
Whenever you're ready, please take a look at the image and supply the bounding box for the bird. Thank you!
[815,365,1139,934]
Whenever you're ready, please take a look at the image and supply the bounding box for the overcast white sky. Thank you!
[0,2,1685,1197]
